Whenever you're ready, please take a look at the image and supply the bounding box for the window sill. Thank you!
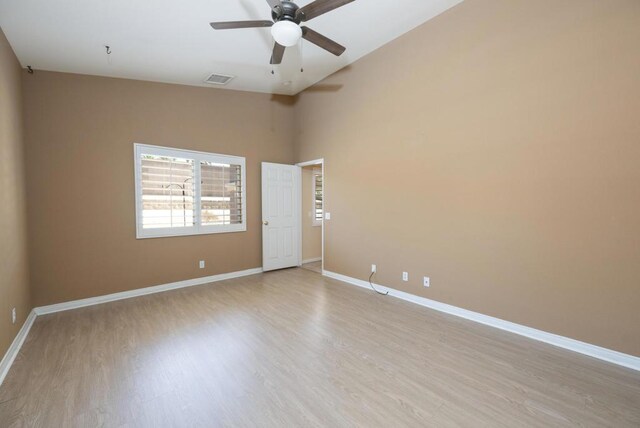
[136,224,246,239]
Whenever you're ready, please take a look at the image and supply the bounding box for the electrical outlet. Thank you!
[402,272,408,281]
[12,308,16,324]
[199,260,205,269]
[371,264,377,273]
[424,276,430,288]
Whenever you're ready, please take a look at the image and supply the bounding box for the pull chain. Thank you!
[300,37,304,73]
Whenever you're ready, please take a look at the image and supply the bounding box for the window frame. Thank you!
[312,168,323,227]
[134,143,247,239]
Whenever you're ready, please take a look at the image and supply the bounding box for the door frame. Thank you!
[296,158,325,273]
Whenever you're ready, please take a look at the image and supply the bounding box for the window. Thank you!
[134,144,246,238]
[312,169,323,226]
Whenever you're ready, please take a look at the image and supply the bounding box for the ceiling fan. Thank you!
[210,0,355,65]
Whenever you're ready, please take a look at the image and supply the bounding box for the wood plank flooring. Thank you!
[301,261,322,274]
[1,268,639,427]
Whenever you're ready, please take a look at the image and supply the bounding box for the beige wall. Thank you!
[0,27,31,357]
[22,71,295,307]
[302,165,322,261]
[8,0,640,359]
[294,0,640,356]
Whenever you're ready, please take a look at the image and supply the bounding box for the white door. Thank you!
[262,163,301,271]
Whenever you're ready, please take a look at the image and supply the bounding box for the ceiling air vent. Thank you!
[204,73,235,85]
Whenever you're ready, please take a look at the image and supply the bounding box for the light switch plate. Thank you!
[325,212,331,220]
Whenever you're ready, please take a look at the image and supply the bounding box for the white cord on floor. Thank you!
[368,271,388,296]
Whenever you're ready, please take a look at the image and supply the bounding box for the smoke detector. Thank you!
[204,73,235,85]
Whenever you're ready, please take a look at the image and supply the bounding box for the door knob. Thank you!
[263,220,269,226]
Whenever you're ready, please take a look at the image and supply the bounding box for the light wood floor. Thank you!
[301,260,322,274]
[1,268,639,427]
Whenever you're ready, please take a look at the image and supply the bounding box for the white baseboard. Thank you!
[302,257,322,264]
[34,267,263,316]
[1,268,264,387]
[323,270,640,372]
[0,309,37,386]
[3,266,636,390]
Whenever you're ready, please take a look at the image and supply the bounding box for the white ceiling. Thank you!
[0,0,463,95]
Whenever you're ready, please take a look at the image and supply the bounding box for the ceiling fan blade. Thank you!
[210,21,273,30]
[296,0,355,22]
[266,0,281,8]
[302,27,346,56]
[270,42,286,64]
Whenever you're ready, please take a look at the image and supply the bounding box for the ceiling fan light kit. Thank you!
[271,21,302,47]
[210,0,354,65]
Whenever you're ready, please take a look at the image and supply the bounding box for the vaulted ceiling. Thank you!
[0,0,463,95]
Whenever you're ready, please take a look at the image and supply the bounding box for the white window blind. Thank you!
[139,154,195,229]
[312,169,323,226]
[200,161,243,227]
[134,144,246,238]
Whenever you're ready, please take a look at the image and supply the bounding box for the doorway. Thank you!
[297,159,324,274]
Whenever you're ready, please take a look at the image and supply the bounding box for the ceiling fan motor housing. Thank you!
[272,1,303,24]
